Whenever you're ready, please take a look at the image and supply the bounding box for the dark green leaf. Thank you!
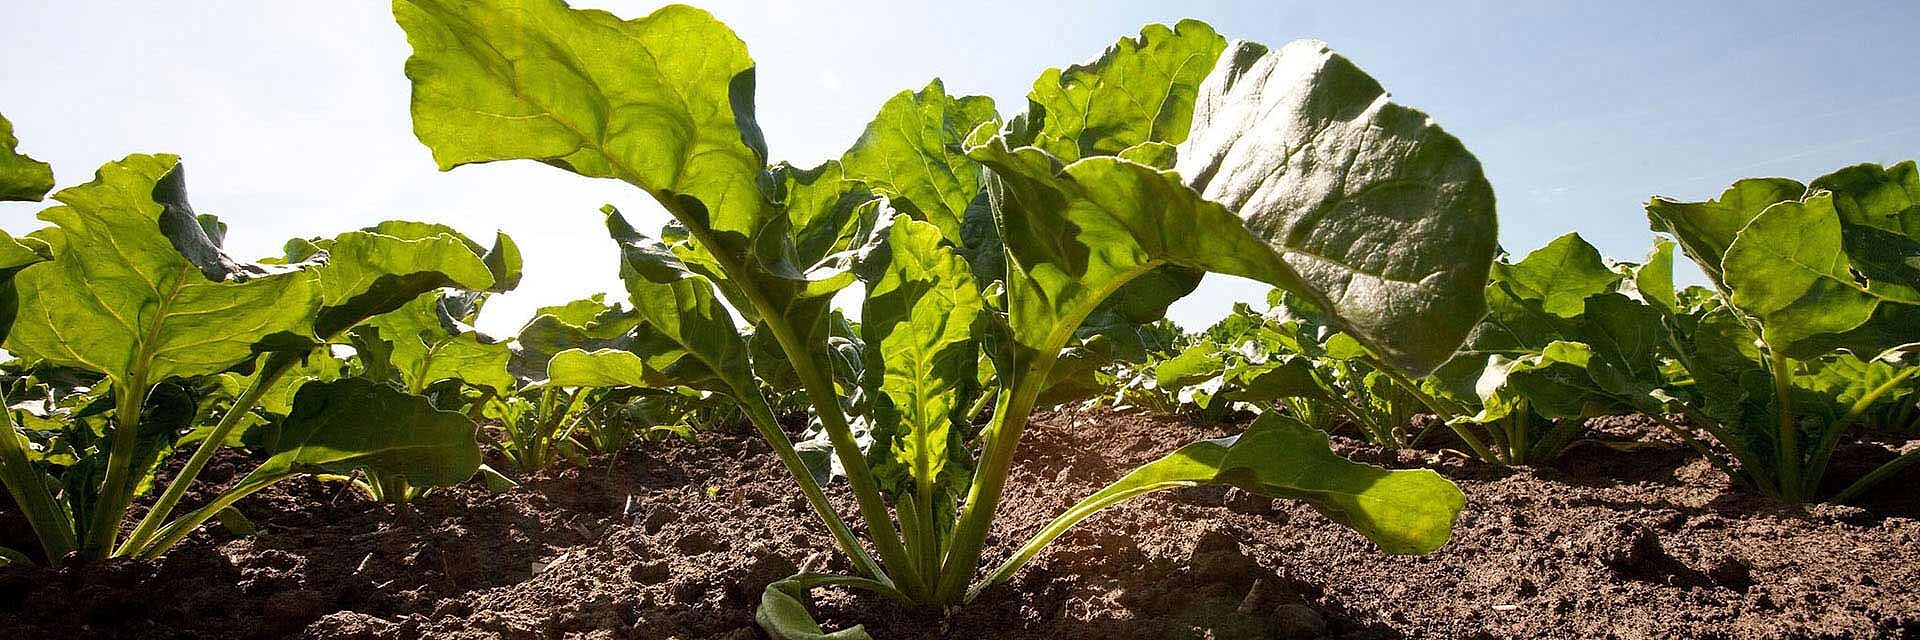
[1176,40,1498,374]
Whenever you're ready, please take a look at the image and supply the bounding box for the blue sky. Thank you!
[2,1,1915,335]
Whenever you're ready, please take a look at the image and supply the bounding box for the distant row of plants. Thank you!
[0,116,740,569]
[1110,162,1919,505]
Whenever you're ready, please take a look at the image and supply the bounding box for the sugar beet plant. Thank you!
[394,1,1495,634]
[1645,163,1920,503]
[0,114,510,565]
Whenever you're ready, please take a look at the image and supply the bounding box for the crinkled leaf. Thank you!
[967,133,1299,379]
[310,227,497,338]
[1020,20,1226,162]
[840,80,998,243]
[5,155,319,386]
[1176,40,1498,375]
[583,207,753,396]
[862,217,983,498]
[1491,233,1620,318]
[510,295,639,382]
[1432,234,1618,399]
[364,294,513,395]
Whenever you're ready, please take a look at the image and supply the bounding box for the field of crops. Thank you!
[0,1,1916,639]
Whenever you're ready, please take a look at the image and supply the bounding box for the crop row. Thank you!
[0,1,1912,638]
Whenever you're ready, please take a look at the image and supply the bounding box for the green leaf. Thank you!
[756,573,882,640]
[363,293,513,395]
[1810,160,1920,238]
[1217,415,1464,553]
[840,80,999,243]
[249,378,480,487]
[560,207,753,397]
[482,231,523,292]
[547,349,667,389]
[966,133,1298,376]
[862,217,984,498]
[1492,233,1621,318]
[988,413,1463,587]
[1722,193,1894,351]
[5,154,319,387]
[1020,20,1226,162]
[1636,239,1679,314]
[1176,40,1498,375]
[511,295,639,382]
[1646,177,1807,288]
[309,227,497,338]
[1680,307,1774,435]
[0,113,54,202]
[1154,341,1226,389]
[0,231,52,343]
[396,0,769,264]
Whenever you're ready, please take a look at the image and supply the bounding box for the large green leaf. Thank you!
[1491,233,1621,318]
[5,154,318,387]
[840,81,999,244]
[862,217,984,498]
[991,413,1462,583]
[247,377,481,488]
[1722,193,1900,351]
[1175,40,1498,375]
[1019,20,1227,162]
[396,0,769,265]
[966,132,1300,377]
[1646,177,1807,289]
[0,113,54,202]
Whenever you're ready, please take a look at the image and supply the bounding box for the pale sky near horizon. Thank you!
[2,1,1916,336]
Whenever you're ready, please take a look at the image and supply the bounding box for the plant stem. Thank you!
[1768,349,1802,502]
[758,314,925,599]
[970,475,1196,602]
[1833,446,1920,503]
[1377,366,1499,464]
[80,372,150,559]
[935,383,1039,603]
[121,354,291,556]
[137,470,294,558]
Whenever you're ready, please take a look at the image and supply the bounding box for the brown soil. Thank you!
[2,409,1917,639]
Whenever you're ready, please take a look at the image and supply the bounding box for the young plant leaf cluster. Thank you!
[390,1,1490,635]
[1123,159,1918,507]
[0,133,517,563]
